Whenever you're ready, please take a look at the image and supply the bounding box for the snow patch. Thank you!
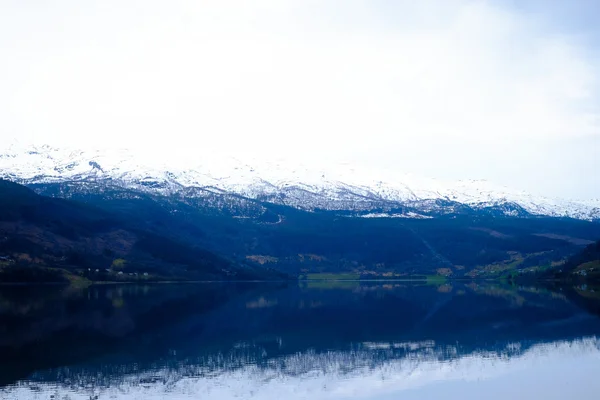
[1,144,598,221]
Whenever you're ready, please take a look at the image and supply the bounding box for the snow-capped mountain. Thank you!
[1,143,599,221]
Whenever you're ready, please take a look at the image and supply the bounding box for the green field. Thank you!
[424,275,448,284]
[300,273,361,280]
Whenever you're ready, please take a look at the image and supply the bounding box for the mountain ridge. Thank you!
[2,143,599,221]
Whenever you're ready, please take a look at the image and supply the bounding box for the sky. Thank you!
[1,0,599,198]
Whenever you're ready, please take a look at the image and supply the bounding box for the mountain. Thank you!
[1,143,599,221]
[1,176,599,278]
[0,179,285,282]
[2,144,600,279]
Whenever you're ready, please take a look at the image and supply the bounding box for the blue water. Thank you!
[1,281,599,399]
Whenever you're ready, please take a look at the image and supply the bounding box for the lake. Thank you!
[1,281,599,399]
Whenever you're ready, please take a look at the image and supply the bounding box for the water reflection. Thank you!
[1,282,600,399]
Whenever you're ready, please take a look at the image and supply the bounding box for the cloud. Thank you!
[1,0,599,197]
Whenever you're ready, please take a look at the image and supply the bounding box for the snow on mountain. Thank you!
[1,143,599,220]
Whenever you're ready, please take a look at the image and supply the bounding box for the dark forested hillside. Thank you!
[542,240,600,281]
[11,180,600,280]
[0,180,284,282]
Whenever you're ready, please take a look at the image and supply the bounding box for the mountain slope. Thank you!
[551,240,600,281]
[1,144,599,220]
[2,144,600,279]
[1,179,600,279]
[0,180,283,282]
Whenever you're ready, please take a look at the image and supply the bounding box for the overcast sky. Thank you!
[1,0,599,198]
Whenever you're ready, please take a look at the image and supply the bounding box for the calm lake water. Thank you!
[1,281,600,399]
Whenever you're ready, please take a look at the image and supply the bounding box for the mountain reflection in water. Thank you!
[1,281,599,399]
